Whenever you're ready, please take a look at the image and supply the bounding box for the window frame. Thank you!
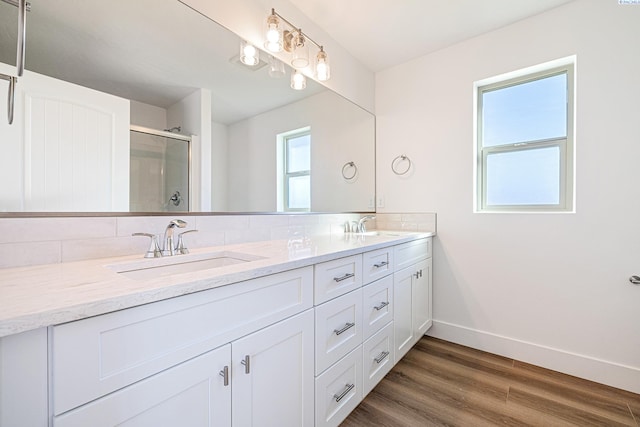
[282,128,311,212]
[476,63,575,213]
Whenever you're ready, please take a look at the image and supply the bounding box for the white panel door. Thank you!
[53,345,231,427]
[0,62,130,212]
[232,309,315,427]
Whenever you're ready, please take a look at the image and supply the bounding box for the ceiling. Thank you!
[288,0,575,72]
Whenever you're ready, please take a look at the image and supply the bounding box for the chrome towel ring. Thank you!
[342,161,358,180]
[391,155,411,175]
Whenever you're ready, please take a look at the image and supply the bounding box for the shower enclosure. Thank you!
[129,125,190,212]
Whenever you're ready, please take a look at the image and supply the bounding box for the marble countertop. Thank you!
[0,231,433,338]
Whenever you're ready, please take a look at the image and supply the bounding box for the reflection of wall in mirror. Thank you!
[226,90,375,212]
[0,61,129,212]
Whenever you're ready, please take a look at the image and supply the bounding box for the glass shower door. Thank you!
[129,127,190,212]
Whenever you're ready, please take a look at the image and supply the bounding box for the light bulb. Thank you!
[291,70,306,90]
[265,12,283,52]
[240,40,259,66]
[315,48,330,81]
[290,31,309,69]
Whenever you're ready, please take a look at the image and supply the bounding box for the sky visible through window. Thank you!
[483,73,567,147]
[481,72,567,206]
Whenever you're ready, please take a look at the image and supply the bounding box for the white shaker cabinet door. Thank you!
[412,258,433,342]
[232,309,315,427]
[393,265,415,361]
[53,345,231,427]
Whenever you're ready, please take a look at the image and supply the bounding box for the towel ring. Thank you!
[342,161,358,180]
[391,155,411,175]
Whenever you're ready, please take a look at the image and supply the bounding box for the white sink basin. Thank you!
[107,251,265,280]
[359,231,413,237]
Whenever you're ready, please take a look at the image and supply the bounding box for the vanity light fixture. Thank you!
[239,40,260,66]
[264,8,331,81]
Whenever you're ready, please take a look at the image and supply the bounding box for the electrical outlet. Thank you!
[377,194,385,208]
[368,197,375,208]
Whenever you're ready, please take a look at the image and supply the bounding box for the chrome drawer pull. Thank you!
[219,366,229,386]
[374,351,390,364]
[333,272,355,282]
[241,355,250,374]
[374,301,389,311]
[373,261,388,268]
[334,322,355,335]
[334,383,355,402]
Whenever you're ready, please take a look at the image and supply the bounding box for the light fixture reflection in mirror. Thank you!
[268,55,285,78]
[240,40,260,66]
[291,70,306,90]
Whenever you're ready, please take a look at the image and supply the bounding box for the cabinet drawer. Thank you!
[315,346,363,427]
[363,322,394,396]
[362,247,394,284]
[52,266,313,415]
[314,254,363,304]
[394,237,431,271]
[54,345,231,427]
[362,275,394,340]
[315,289,363,375]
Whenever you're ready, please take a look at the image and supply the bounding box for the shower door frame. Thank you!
[130,124,192,212]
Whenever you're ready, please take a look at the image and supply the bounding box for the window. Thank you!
[476,63,574,212]
[283,129,311,211]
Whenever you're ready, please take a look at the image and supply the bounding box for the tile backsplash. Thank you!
[0,212,436,269]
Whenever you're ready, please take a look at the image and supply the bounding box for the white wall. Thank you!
[211,120,229,211]
[130,100,167,129]
[376,0,640,393]
[227,90,375,212]
[168,89,213,211]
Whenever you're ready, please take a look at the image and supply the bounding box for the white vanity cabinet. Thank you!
[51,267,314,426]
[54,344,232,427]
[393,238,433,361]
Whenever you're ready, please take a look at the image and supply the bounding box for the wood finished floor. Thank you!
[341,337,640,427]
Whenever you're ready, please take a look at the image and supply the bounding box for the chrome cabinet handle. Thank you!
[374,351,390,364]
[374,301,389,311]
[334,322,355,335]
[334,383,355,402]
[373,261,388,268]
[333,272,355,282]
[241,355,250,374]
[630,276,640,285]
[414,269,423,279]
[219,366,229,386]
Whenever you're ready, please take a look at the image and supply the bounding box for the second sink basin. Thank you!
[108,251,265,280]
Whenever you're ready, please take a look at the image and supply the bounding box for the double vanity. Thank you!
[0,229,433,427]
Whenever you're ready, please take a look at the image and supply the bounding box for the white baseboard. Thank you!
[427,320,640,395]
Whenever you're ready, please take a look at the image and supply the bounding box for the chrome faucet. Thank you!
[357,215,376,233]
[162,219,187,256]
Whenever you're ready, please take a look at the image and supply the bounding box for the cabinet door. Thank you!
[232,309,314,427]
[412,258,432,343]
[54,345,231,427]
[393,265,415,362]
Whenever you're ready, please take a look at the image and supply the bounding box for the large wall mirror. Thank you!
[0,0,375,214]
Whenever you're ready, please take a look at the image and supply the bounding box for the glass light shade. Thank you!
[291,69,306,90]
[290,32,309,69]
[265,13,283,52]
[268,55,285,78]
[315,49,330,81]
[240,40,259,66]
